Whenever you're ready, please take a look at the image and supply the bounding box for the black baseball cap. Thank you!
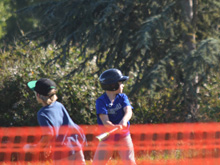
[27,78,56,96]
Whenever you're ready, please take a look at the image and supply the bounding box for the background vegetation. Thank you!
[0,0,220,127]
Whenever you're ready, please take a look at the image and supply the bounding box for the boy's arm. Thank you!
[119,106,133,128]
[37,135,53,147]
[99,114,122,130]
[23,135,52,152]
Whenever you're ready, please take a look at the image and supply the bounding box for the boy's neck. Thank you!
[106,91,116,102]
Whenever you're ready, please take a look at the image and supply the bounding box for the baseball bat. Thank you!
[96,127,119,141]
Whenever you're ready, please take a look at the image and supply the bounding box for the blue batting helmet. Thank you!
[99,68,129,91]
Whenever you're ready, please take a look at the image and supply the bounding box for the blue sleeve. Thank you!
[96,98,108,115]
[37,113,54,136]
[122,94,133,109]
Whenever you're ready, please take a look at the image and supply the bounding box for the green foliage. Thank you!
[1,39,220,126]
[196,0,220,39]
[0,42,101,126]
[58,77,99,125]
[0,0,45,44]
[0,0,11,38]
[1,0,220,125]
[199,75,220,122]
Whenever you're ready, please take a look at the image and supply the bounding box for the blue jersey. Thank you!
[37,101,86,158]
[96,93,133,141]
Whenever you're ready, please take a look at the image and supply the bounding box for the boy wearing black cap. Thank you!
[26,78,86,165]
[93,69,136,165]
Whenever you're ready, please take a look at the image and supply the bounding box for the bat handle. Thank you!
[108,127,119,134]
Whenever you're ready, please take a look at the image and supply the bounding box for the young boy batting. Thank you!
[93,69,136,165]
[26,78,86,164]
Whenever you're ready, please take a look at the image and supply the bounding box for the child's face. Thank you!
[116,82,124,93]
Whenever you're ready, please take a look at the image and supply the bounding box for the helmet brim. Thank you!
[119,76,129,82]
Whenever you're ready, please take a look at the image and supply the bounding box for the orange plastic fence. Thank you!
[1,123,220,164]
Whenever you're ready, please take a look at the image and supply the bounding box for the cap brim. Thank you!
[27,80,37,90]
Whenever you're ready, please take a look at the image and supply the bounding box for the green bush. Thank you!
[0,42,101,126]
[1,41,220,127]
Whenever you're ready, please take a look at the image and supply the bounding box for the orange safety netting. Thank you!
[1,123,220,164]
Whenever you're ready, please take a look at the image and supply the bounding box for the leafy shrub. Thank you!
[0,42,102,126]
[1,41,220,127]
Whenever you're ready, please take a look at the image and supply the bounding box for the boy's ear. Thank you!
[35,93,40,98]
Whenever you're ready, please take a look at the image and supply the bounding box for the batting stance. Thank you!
[93,69,136,165]
[26,78,86,165]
